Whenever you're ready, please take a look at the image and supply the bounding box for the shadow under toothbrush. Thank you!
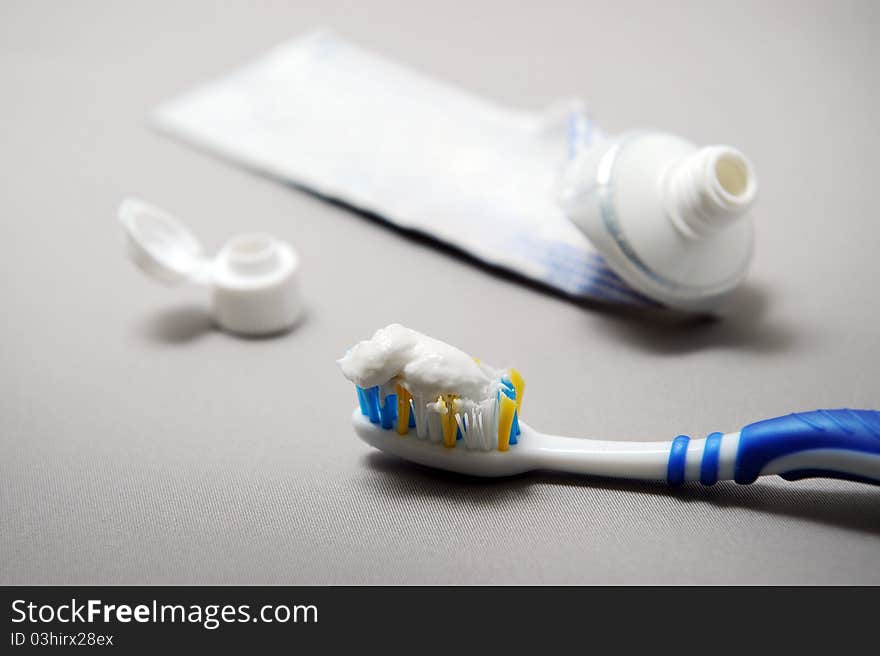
[362,451,880,537]
[292,185,797,355]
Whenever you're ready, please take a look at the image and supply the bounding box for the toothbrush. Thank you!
[349,384,880,486]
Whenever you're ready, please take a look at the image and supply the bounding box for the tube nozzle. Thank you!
[666,146,757,238]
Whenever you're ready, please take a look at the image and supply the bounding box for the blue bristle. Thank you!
[356,386,369,416]
[379,393,397,429]
[500,380,515,399]
[456,425,463,440]
[364,386,381,423]
[500,379,520,445]
[408,400,416,428]
[510,410,520,444]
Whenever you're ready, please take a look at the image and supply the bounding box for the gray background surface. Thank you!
[1,0,878,584]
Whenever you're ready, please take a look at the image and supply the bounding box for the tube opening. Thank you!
[665,145,758,238]
[714,152,752,199]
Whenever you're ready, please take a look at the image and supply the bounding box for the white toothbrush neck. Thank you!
[524,430,742,482]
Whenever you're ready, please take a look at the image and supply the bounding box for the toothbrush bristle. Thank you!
[354,368,524,452]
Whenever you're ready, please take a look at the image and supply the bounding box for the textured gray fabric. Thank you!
[1,0,878,585]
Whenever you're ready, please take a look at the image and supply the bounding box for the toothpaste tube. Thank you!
[156,30,757,312]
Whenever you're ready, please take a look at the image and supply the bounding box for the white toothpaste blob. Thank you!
[340,324,525,452]
[337,324,496,400]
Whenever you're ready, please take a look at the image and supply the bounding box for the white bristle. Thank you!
[414,395,428,439]
[427,411,443,443]
[360,369,511,452]
[454,413,467,446]
[463,410,478,450]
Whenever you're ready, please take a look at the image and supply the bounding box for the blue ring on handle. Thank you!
[667,435,691,485]
[699,432,724,485]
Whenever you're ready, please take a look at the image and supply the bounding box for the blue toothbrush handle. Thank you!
[733,409,880,485]
[665,409,880,486]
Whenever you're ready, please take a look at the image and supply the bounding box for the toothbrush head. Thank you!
[350,368,524,452]
[351,407,537,477]
[339,325,525,466]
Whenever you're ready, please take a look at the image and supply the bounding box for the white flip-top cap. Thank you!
[118,198,303,335]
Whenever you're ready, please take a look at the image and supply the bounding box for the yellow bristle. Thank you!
[509,368,525,413]
[396,384,412,435]
[497,394,516,452]
[440,394,458,448]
